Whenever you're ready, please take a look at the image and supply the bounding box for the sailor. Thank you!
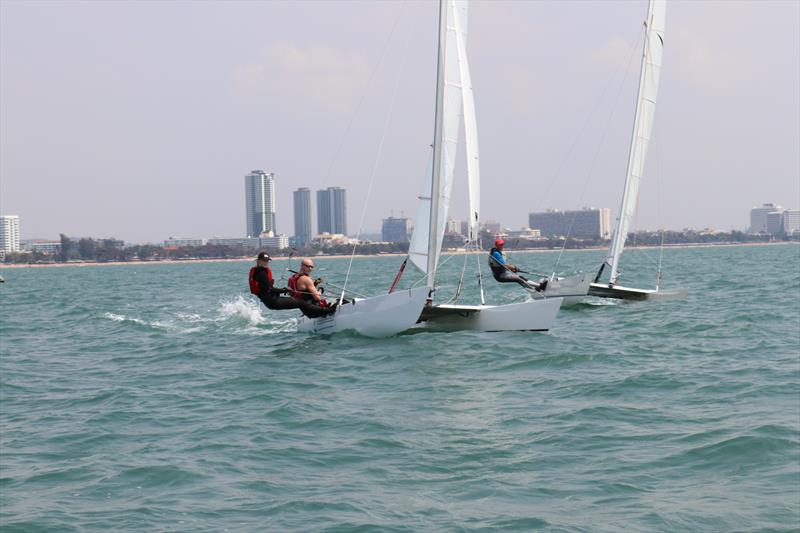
[287,258,337,318]
[488,238,547,291]
[249,252,335,316]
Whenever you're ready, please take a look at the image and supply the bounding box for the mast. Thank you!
[426,0,447,290]
[606,0,665,285]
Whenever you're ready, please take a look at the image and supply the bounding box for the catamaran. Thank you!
[391,0,563,332]
[589,0,675,300]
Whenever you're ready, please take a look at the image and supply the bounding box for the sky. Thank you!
[1,0,798,243]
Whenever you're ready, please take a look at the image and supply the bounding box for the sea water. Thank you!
[1,244,798,531]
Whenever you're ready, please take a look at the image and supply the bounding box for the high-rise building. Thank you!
[317,187,347,235]
[245,170,276,237]
[293,188,312,246]
[783,209,800,236]
[0,215,20,253]
[382,217,410,243]
[749,203,783,234]
[529,207,611,239]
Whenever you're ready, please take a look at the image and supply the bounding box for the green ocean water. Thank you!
[1,244,799,532]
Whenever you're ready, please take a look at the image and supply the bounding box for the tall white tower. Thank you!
[0,215,20,253]
[245,170,276,237]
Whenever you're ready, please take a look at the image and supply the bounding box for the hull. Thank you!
[296,286,429,337]
[588,282,687,300]
[416,297,563,332]
[532,272,592,306]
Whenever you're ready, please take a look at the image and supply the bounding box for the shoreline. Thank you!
[1,241,795,270]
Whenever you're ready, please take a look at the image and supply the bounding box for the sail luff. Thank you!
[606,0,665,285]
[425,0,448,289]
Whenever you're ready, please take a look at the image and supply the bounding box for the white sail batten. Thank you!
[409,0,466,286]
[451,0,480,242]
[606,0,665,285]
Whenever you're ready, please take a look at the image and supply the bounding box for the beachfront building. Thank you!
[0,215,20,253]
[749,203,783,234]
[164,237,205,247]
[21,239,61,254]
[506,227,542,240]
[382,217,410,243]
[258,233,289,250]
[317,187,347,236]
[784,209,800,236]
[293,187,312,246]
[482,220,501,234]
[207,235,288,250]
[766,211,786,236]
[529,207,611,239]
[245,170,276,238]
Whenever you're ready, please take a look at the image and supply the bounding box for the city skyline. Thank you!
[1,1,798,242]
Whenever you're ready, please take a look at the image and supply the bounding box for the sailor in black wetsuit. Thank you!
[488,238,546,291]
[249,252,335,317]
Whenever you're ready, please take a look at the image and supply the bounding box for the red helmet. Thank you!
[494,238,504,247]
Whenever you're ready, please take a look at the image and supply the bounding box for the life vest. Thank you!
[249,266,273,295]
[288,272,306,300]
[488,247,506,275]
[248,267,260,294]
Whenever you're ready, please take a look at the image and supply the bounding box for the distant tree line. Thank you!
[2,230,795,265]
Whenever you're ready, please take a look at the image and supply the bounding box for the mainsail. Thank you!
[452,1,480,243]
[605,0,665,285]
[408,0,468,287]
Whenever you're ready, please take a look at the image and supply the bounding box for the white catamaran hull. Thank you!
[416,297,563,332]
[588,282,686,301]
[532,272,592,306]
[296,286,429,338]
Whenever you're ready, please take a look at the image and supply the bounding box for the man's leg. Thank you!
[262,296,336,317]
[261,296,305,311]
[495,270,539,290]
[298,301,336,318]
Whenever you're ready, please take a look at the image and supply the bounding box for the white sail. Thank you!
[606,0,665,285]
[408,0,466,285]
[410,0,565,331]
[451,0,480,242]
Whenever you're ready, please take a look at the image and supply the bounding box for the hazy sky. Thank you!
[1,0,798,243]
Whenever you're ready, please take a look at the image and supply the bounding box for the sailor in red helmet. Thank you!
[488,238,546,291]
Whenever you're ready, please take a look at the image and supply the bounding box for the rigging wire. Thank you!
[474,239,486,305]
[340,12,414,303]
[446,250,470,304]
[319,1,409,188]
[533,23,646,216]
[654,128,666,290]
[553,24,645,275]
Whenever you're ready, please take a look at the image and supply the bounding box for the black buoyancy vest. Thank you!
[488,247,505,275]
